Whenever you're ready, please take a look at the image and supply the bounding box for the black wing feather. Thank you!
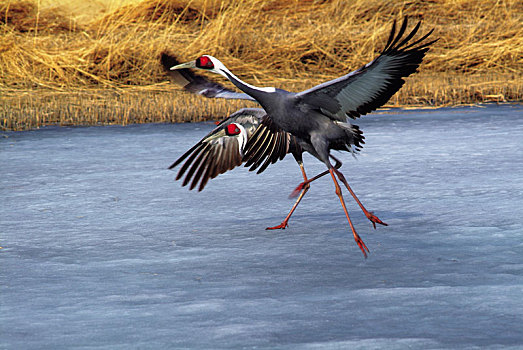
[295,17,437,120]
[243,116,292,174]
[169,108,293,191]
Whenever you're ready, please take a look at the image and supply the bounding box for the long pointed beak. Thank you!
[170,61,196,70]
[206,129,226,140]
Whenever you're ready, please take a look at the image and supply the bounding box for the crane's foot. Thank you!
[266,222,288,230]
[354,233,370,258]
[289,181,310,199]
[365,212,388,229]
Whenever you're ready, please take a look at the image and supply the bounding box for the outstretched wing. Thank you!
[294,17,437,120]
[169,108,294,191]
[243,116,301,174]
[161,52,256,101]
[169,108,264,191]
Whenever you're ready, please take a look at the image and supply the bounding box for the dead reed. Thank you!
[1,0,521,130]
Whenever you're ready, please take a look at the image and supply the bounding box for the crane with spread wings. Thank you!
[163,18,436,257]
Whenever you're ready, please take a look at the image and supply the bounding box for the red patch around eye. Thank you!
[225,123,241,136]
[197,56,214,69]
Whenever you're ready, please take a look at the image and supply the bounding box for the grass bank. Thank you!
[1,0,521,130]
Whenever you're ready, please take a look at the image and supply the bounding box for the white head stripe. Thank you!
[234,123,248,156]
[203,55,276,93]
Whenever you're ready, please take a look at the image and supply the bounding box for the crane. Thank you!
[161,53,330,232]
[165,18,436,257]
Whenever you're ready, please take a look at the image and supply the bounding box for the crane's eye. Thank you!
[196,56,214,69]
[225,123,241,136]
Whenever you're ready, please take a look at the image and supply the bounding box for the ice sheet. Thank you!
[1,104,522,349]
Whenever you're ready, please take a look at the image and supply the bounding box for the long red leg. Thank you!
[266,162,310,230]
[289,158,342,198]
[288,170,327,199]
[330,169,369,258]
[333,168,387,229]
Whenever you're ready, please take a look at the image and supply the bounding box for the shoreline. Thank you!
[2,71,520,131]
[2,89,520,132]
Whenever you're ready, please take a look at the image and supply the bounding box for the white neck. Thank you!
[212,60,276,93]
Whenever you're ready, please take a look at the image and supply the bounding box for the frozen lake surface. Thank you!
[1,104,522,349]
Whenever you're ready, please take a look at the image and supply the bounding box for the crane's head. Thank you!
[170,55,228,78]
[170,55,276,94]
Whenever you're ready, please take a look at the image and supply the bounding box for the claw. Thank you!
[355,234,370,258]
[289,183,304,198]
[289,181,310,199]
[266,222,288,230]
[366,211,388,229]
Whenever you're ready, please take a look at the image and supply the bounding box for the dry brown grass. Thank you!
[1,0,521,130]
